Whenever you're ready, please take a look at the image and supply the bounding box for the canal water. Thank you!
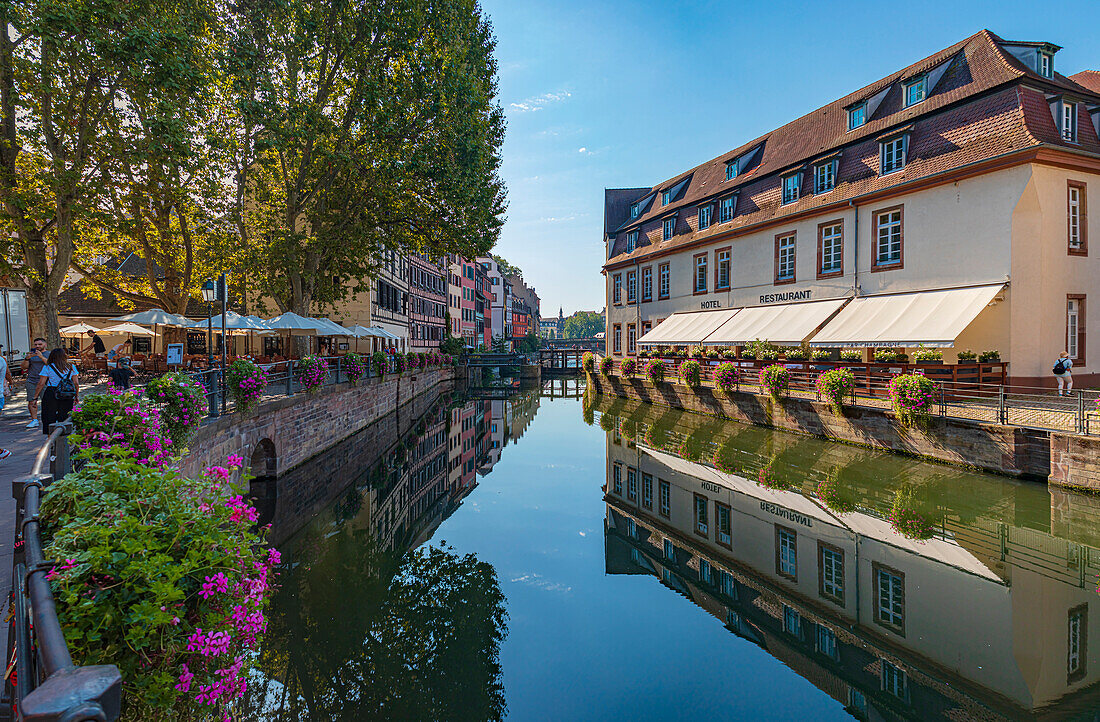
[244,379,1100,721]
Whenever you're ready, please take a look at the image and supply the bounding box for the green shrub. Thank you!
[888,373,936,426]
[957,349,977,362]
[678,359,702,387]
[41,450,276,717]
[978,349,1000,362]
[815,368,855,414]
[71,390,173,466]
[581,351,595,373]
[145,373,205,449]
[745,339,778,360]
[439,335,465,356]
[759,363,790,400]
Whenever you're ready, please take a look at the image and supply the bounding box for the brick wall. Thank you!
[590,374,1051,480]
[178,367,454,480]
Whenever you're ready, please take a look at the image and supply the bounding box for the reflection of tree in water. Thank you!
[247,532,508,721]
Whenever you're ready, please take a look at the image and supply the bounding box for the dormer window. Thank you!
[662,190,671,206]
[782,173,801,205]
[698,205,712,230]
[1062,102,1078,143]
[1040,51,1053,78]
[814,160,837,194]
[848,103,866,131]
[626,230,638,252]
[719,195,737,223]
[663,217,675,241]
[904,76,927,107]
[725,159,738,180]
[630,203,639,218]
[880,134,908,175]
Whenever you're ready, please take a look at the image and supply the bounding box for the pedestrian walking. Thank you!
[1053,351,1073,395]
[34,348,79,436]
[20,337,47,429]
[0,344,12,460]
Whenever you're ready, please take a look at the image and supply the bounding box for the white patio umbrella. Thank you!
[59,322,99,336]
[263,311,323,334]
[343,325,377,338]
[99,322,161,336]
[187,311,272,356]
[108,309,189,355]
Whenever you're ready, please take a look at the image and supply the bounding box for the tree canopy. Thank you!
[562,310,604,339]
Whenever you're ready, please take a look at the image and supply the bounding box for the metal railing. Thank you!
[3,422,121,721]
[599,356,1097,434]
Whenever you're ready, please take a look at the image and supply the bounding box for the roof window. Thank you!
[904,76,927,107]
[848,103,866,131]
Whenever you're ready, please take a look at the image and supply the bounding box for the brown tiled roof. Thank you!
[605,30,1100,270]
[1068,70,1100,94]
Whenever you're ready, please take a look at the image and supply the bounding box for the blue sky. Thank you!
[481,0,1100,316]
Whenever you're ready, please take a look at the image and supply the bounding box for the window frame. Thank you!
[658,479,671,518]
[774,233,796,285]
[715,246,731,291]
[663,538,675,561]
[612,463,622,495]
[627,324,636,355]
[817,220,844,279]
[781,173,801,205]
[904,75,927,107]
[814,160,836,194]
[873,562,905,636]
[641,473,653,510]
[663,216,676,241]
[612,273,622,304]
[871,205,904,271]
[693,493,709,537]
[816,626,839,660]
[693,253,709,295]
[626,270,637,304]
[630,202,640,218]
[612,324,622,354]
[782,604,802,638]
[715,501,732,548]
[881,660,910,701]
[626,229,638,252]
[698,204,712,231]
[658,263,670,300]
[627,467,638,502]
[1063,102,1078,143]
[1068,180,1088,256]
[725,159,738,180]
[880,135,907,175]
[719,195,737,223]
[1040,51,1053,78]
[818,541,845,606]
[641,266,653,301]
[1067,294,1086,365]
[847,102,866,131]
[775,526,797,581]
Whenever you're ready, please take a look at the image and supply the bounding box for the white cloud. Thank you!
[577,147,589,154]
[510,573,572,594]
[509,90,572,113]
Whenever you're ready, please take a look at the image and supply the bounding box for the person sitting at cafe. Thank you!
[108,357,136,390]
[106,338,131,368]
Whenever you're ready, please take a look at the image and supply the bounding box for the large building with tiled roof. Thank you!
[603,30,1100,386]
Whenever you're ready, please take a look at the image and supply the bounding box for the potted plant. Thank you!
[645,359,665,384]
[599,355,614,376]
[957,349,977,364]
[620,356,638,378]
[887,373,936,427]
[840,350,863,362]
[978,349,1001,362]
[784,346,807,360]
[714,362,739,396]
[815,368,856,415]
[912,346,943,364]
[873,349,900,363]
[679,359,702,387]
[759,363,790,400]
[810,349,831,361]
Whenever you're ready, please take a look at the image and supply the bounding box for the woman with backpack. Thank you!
[1053,351,1073,396]
[34,348,79,436]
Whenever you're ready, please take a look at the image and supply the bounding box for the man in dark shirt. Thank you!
[81,330,105,355]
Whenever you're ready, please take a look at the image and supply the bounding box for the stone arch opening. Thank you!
[248,438,278,527]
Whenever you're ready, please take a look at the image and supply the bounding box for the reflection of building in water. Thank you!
[604,434,1100,720]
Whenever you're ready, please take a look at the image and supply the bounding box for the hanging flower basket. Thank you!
[759,364,789,400]
[297,355,328,393]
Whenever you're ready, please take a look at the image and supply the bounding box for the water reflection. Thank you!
[596,396,1100,720]
[245,384,542,720]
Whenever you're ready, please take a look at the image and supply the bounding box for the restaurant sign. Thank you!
[759,289,811,305]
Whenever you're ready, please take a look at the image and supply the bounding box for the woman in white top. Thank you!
[1053,351,1073,395]
[35,348,79,436]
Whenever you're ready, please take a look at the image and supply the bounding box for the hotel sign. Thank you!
[700,300,722,309]
[759,289,811,304]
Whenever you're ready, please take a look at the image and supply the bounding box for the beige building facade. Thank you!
[603,31,1100,386]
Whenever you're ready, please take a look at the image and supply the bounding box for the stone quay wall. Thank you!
[589,374,1053,481]
[179,367,454,480]
[1048,433,1100,491]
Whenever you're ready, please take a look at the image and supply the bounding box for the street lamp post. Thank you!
[218,273,227,416]
[202,280,217,417]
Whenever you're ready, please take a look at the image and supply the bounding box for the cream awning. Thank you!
[637,309,740,346]
[702,298,849,346]
[809,284,1006,348]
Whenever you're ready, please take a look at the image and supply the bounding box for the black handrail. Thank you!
[2,422,121,722]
